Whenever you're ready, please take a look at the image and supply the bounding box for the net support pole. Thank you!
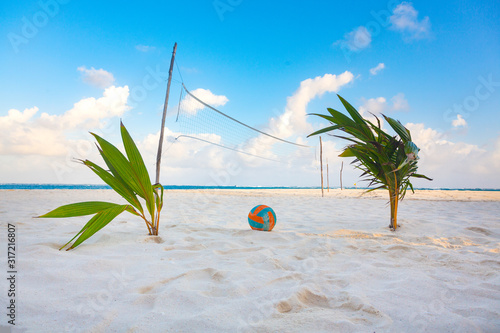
[155,42,177,185]
[320,136,324,197]
[340,161,343,190]
[327,158,329,192]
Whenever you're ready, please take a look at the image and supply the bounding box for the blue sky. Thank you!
[1,0,499,188]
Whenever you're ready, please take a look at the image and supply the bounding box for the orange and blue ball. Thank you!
[248,205,276,231]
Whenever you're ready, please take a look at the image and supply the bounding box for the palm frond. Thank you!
[38,201,120,218]
[120,122,156,221]
[64,205,130,250]
[382,115,411,142]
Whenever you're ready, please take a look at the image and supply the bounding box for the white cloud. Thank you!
[77,66,115,89]
[406,123,500,188]
[1,107,38,123]
[0,106,64,156]
[357,96,388,128]
[370,63,385,75]
[135,45,156,52]
[0,86,129,156]
[140,128,231,173]
[180,88,229,116]
[358,93,409,118]
[39,86,130,130]
[354,93,409,130]
[335,26,372,52]
[359,97,387,117]
[452,114,467,128]
[390,2,431,40]
[391,93,410,111]
[272,71,355,137]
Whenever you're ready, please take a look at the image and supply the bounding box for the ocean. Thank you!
[0,184,498,191]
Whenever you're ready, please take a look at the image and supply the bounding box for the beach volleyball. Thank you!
[248,205,276,231]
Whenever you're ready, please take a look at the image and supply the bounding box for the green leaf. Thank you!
[97,146,143,213]
[365,116,389,144]
[125,206,141,217]
[66,205,129,250]
[82,159,143,212]
[308,113,336,123]
[120,122,155,220]
[339,147,356,157]
[410,173,433,181]
[59,214,100,250]
[91,132,146,201]
[337,95,374,141]
[326,108,359,129]
[409,182,415,194]
[307,125,343,138]
[38,201,119,218]
[333,135,362,145]
[383,115,411,142]
[309,108,367,140]
[153,183,164,211]
[364,185,386,193]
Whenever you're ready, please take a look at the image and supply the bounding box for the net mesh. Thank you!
[173,84,313,162]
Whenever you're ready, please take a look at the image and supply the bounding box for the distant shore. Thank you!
[2,186,499,202]
[167,188,500,201]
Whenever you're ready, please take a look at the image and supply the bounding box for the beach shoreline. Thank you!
[164,188,500,201]
[3,187,500,201]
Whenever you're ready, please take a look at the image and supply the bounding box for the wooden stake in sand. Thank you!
[320,136,324,197]
[327,158,329,192]
[155,42,178,185]
[340,161,343,190]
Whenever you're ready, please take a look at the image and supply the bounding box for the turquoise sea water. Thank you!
[0,184,498,191]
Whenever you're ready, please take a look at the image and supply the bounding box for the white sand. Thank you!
[1,189,499,332]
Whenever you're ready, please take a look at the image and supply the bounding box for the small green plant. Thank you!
[38,122,164,250]
[308,95,432,230]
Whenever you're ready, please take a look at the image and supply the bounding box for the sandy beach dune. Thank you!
[1,189,499,332]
